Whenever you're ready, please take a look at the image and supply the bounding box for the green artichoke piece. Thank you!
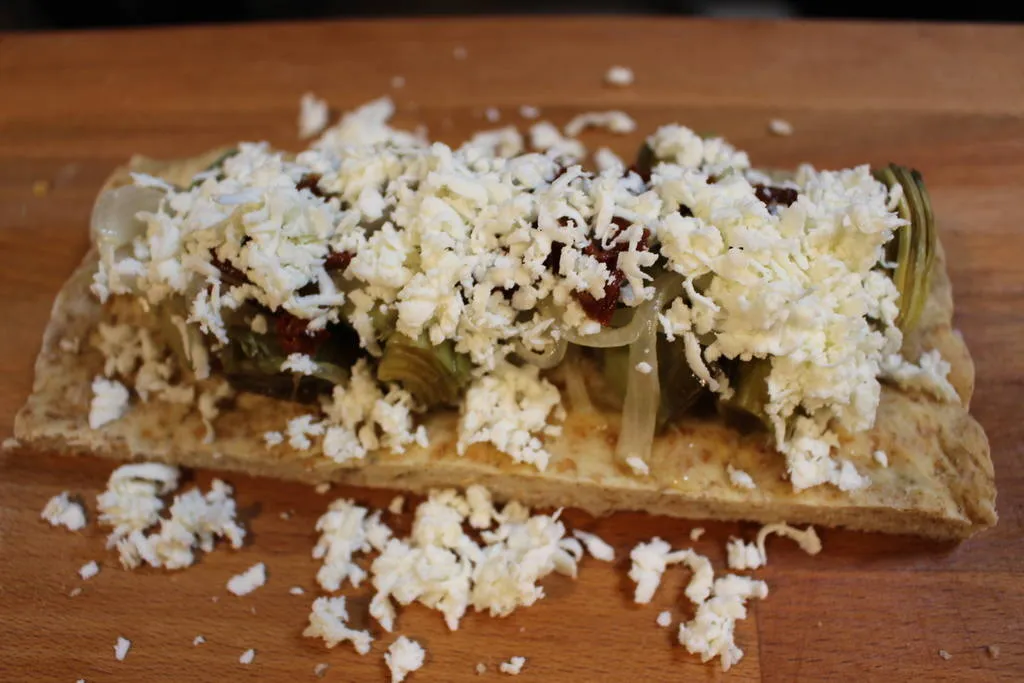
[600,337,707,429]
[718,358,772,432]
[873,163,937,333]
[377,333,472,408]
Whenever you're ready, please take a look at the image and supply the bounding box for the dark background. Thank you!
[2,0,1023,31]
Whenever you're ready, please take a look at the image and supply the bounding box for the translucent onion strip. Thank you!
[615,313,659,468]
[513,337,568,369]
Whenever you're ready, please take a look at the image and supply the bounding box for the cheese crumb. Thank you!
[499,656,526,675]
[594,147,624,174]
[41,492,87,531]
[264,431,284,447]
[89,377,129,429]
[572,530,616,562]
[239,648,255,665]
[313,499,392,592]
[656,610,672,628]
[193,635,205,646]
[388,496,406,514]
[605,65,635,87]
[227,562,267,596]
[299,93,330,139]
[315,482,331,495]
[768,118,794,136]
[282,353,319,375]
[303,596,373,655]
[938,649,952,661]
[726,523,821,571]
[873,450,889,467]
[79,561,100,580]
[458,363,563,471]
[678,575,768,671]
[564,111,636,137]
[519,105,540,119]
[635,361,653,375]
[386,636,426,683]
[114,637,131,661]
[69,587,83,598]
[485,107,500,123]
[290,586,305,595]
[727,465,757,490]
[626,456,649,476]
[986,644,1001,659]
[689,527,705,542]
[314,662,330,677]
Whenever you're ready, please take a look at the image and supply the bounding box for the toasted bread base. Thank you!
[12,155,997,540]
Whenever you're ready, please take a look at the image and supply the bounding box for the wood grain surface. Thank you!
[1,16,1023,683]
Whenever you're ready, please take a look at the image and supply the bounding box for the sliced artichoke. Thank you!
[718,358,772,432]
[873,163,937,333]
[377,333,472,408]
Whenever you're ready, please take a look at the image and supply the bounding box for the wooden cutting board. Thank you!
[1,17,1022,682]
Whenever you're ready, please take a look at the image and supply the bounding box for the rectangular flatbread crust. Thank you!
[12,154,998,540]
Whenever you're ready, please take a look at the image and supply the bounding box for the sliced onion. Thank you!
[513,336,568,369]
[90,185,164,252]
[561,308,646,348]
[615,312,660,465]
[561,353,594,413]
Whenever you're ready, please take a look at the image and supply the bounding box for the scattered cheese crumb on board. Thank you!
[605,65,634,86]
[114,637,131,662]
[572,530,616,562]
[289,586,305,595]
[69,587,83,598]
[385,636,426,683]
[519,105,539,119]
[499,656,527,675]
[768,118,794,136]
[656,610,672,628]
[314,662,330,677]
[938,649,952,661]
[299,93,329,139]
[388,496,405,514]
[79,561,100,580]
[239,648,256,665]
[476,663,487,675]
[315,482,331,495]
[304,595,373,655]
[227,562,267,596]
[689,528,705,542]
[41,492,87,531]
[193,635,205,646]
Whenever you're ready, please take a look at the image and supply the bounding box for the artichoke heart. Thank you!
[377,333,471,407]
[873,163,937,333]
[718,358,772,432]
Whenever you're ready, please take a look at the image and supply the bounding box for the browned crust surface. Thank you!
[12,155,997,540]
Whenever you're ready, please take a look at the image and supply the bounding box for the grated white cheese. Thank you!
[629,539,712,604]
[564,111,636,138]
[594,147,624,174]
[299,93,330,139]
[263,431,284,447]
[227,562,267,596]
[388,495,406,514]
[626,455,650,476]
[312,498,392,592]
[726,465,757,490]
[193,635,205,646]
[604,65,635,87]
[768,118,794,136]
[303,596,373,655]
[689,527,705,542]
[882,349,959,403]
[726,523,821,571]
[476,662,487,675]
[114,637,131,661]
[499,656,527,675]
[458,363,563,471]
[41,492,87,531]
[315,482,331,495]
[314,663,330,677]
[79,561,100,580]
[239,648,256,665]
[873,450,889,467]
[485,107,500,123]
[677,575,768,671]
[635,361,653,375]
[656,610,672,628]
[290,586,305,595]
[385,636,426,683]
[519,105,540,119]
[89,377,129,429]
[572,530,616,562]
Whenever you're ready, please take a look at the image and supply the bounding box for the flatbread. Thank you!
[13,154,997,540]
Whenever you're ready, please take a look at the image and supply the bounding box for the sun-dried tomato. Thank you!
[275,312,329,356]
